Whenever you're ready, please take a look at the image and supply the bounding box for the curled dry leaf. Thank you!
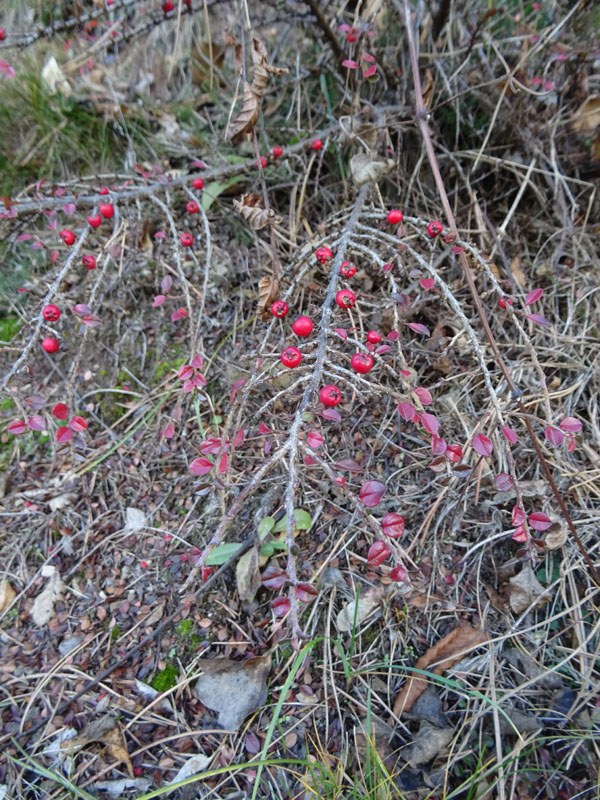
[0,578,16,615]
[392,625,488,717]
[31,566,64,627]
[508,565,550,615]
[350,152,395,186]
[227,37,288,144]
[570,96,600,136]
[258,275,280,318]
[336,587,384,632]
[195,652,271,730]
[236,544,261,601]
[401,721,453,767]
[62,715,133,777]
[233,194,282,229]
[544,523,567,551]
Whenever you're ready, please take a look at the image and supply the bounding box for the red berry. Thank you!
[186,200,199,214]
[193,176,204,190]
[42,304,61,322]
[387,209,403,224]
[320,385,341,407]
[255,156,268,169]
[98,187,110,195]
[310,138,323,151]
[271,300,289,318]
[292,316,314,337]
[351,353,373,374]
[60,229,75,245]
[87,214,102,228]
[180,233,194,247]
[82,254,96,270]
[335,289,355,309]
[498,296,513,309]
[366,330,382,344]
[272,145,283,157]
[163,0,174,11]
[281,347,302,368]
[347,28,357,42]
[315,246,332,264]
[0,29,5,41]
[41,337,60,353]
[390,564,407,582]
[99,203,114,219]
[339,261,356,278]
[427,220,443,237]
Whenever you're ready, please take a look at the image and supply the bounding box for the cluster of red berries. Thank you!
[386,208,444,239]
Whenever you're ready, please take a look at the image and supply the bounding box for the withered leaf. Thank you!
[350,152,395,186]
[62,716,133,776]
[508,565,550,615]
[31,566,64,627]
[392,625,488,717]
[571,96,600,136]
[233,193,282,229]
[0,578,16,615]
[258,275,279,318]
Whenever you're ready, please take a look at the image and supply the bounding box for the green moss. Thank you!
[0,316,22,343]
[110,624,122,640]
[150,664,179,692]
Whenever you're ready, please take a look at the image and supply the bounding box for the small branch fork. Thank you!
[400,0,600,586]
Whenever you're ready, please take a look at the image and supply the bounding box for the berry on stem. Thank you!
[42,304,61,322]
[98,187,109,195]
[335,289,355,309]
[387,209,403,224]
[292,316,313,337]
[498,296,513,309]
[272,145,283,157]
[271,300,289,318]
[366,330,382,344]
[42,337,60,353]
[87,214,102,228]
[186,200,199,214]
[60,229,75,245]
[0,29,5,41]
[255,156,267,169]
[192,176,204,190]
[351,353,373,374]
[310,138,323,151]
[82,254,96,270]
[340,261,356,278]
[320,385,341,407]
[315,246,332,264]
[99,203,114,219]
[180,233,194,247]
[427,220,443,237]
[162,0,174,10]
[281,347,302,368]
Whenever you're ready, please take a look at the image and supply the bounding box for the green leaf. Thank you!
[205,542,243,565]
[259,540,288,558]
[273,509,312,533]
[201,175,246,212]
[258,516,275,539]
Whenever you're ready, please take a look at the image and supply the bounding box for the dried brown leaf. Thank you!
[236,544,261,601]
[258,275,279,317]
[544,523,567,551]
[0,578,16,615]
[571,96,600,136]
[510,255,527,288]
[508,565,549,614]
[350,153,395,186]
[392,625,488,717]
[31,566,64,627]
[227,82,259,145]
[422,68,434,110]
[63,716,133,776]
[233,193,282,229]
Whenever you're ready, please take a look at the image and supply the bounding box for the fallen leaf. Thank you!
[47,492,78,512]
[0,579,16,615]
[168,753,212,786]
[31,566,64,627]
[401,721,453,767]
[124,507,147,533]
[544,523,567,550]
[236,544,261,601]
[336,587,384,632]
[392,625,488,717]
[143,602,164,627]
[194,652,271,730]
[234,193,282,229]
[258,275,279,318]
[350,152,395,186]
[41,56,71,96]
[508,565,550,615]
[509,255,526,288]
[93,778,151,796]
[422,68,434,110]
[62,716,133,776]
[571,96,600,136]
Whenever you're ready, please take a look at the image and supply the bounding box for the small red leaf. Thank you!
[245,732,260,754]
[189,457,213,475]
[152,294,166,307]
[230,378,246,403]
[559,416,582,433]
[452,463,473,478]
[445,443,462,463]
[162,423,175,439]
[341,59,359,68]
[367,540,391,566]
[234,428,245,447]
[525,288,544,306]
[386,330,399,341]
[297,583,318,602]
[69,416,87,432]
[7,420,27,435]
[501,425,518,444]
[321,408,342,422]
[419,277,435,290]
[398,402,417,422]
[544,426,565,446]
[161,275,173,293]
[334,328,347,341]
[494,472,513,492]
[259,423,271,435]
[191,354,203,369]
[512,506,526,526]
[200,437,221,455]
[55,426,73,443]
[261,565,287,590]
[390,564,408,582]
[431,435,447,455]
[218,453,228,473]
[73,303,91,316]
[335,458,364,473]
[359,480,386,508]
[524,313,551,327]
[420,412,439,435]
[81,314,101,327]
[271,596,290,617]
[406,322,430,336]
[472,433,493,456]
[27,415,46,431]
[512,525,528,543]
[413,386,433,405]
[303,454,316,466]
[381,513,405,538]
[528,511,552,531]
[193,373,206,388]
[52,403,68,420]
[375,344,391,355]
[307,431,324,449]
[178,365,194,381]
